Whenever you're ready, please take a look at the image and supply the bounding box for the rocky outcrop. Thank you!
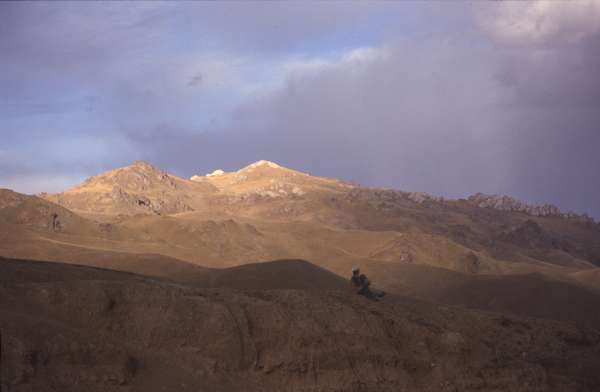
[468,193,595,222]
[468,193,561,216]
[237,181,306,199]
[343,188,444,212]
[77,160,178,192]
[406,191,444,204]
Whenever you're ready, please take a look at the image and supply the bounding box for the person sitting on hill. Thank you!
[350,266,385,300]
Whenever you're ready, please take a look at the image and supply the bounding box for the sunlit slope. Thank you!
[43,160,217,217]
[1,159,598,290]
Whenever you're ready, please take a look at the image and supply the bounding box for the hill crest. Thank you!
[43,160,216,216]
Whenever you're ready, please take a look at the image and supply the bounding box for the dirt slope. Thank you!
[2,257,600,392]
[0,189,100,235]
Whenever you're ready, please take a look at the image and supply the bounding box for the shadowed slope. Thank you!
[571,268,600,289]
[0,253,208,284]
[365,262,600,325]
[195,259,350,290]
[1,257,600,392]
[0,257,348,291]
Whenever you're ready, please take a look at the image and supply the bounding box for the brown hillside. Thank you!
[2,257,600,392]
[2,161,600,327]
[43,160,217,217]
[35,160,600,275]
[571,268,600,289]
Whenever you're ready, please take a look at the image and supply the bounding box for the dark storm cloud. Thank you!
[0,1,599,218]
[124,3,600,218]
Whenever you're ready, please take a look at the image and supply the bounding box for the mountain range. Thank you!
[2,160,600,391]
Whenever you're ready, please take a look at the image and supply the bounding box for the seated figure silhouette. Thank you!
[350,266,385,301]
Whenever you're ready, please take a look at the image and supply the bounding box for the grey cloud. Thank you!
[0,2,383,74]
[0,2,389,122]
[126,18,600,218]
[188,73,203,88]
[473,0,600,47]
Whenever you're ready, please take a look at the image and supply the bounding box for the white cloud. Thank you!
[239,46,389,99]
[475,0,600,46]
[282,46,388,75]
[341,46,389,64]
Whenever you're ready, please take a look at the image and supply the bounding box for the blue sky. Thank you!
[1,1,600,218]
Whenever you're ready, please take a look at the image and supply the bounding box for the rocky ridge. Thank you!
[468,193,594,222]
[62,160,594,224]
[20,160,600,274]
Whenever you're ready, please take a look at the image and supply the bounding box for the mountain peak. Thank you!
[76,160,167,189]
[43,160,218,215]
[127,160,161,172]
[73,161,165,185]
[240,160,283,171]
[191,160,289,181]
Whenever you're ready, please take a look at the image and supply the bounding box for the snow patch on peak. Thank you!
[190,169,225,182]
[246,160,281,169]
[207,169,225,177]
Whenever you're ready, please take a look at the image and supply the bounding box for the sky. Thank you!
[1,1,599,218]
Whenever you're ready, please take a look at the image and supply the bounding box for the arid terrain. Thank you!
[2,160,600,391]
[3,257,600,392]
